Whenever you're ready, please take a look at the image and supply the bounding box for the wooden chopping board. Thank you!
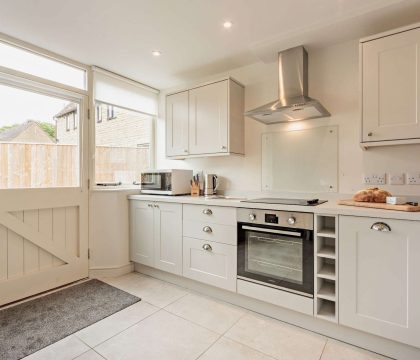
[337,199,420,212]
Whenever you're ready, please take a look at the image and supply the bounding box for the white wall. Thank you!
[89,189,137,274]
[156,39,420,197]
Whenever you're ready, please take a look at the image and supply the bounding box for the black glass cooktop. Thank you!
[241,198,327,206]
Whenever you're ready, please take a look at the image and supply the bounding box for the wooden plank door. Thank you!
[0,82,89,306]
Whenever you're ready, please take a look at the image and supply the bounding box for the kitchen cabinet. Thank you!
[361,25,420,147]
[166,90,189,157]
[339,215,420,347]
[183,237,237,292]
[130,201,182,275]
[182,204,237,291]
[166,77,244,158]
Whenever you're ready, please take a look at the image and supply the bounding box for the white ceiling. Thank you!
[0,0,419,89]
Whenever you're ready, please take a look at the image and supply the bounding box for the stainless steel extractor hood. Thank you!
[245,46,330,124]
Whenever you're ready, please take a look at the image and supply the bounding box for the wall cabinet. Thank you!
[361,25,420,148]
[166,90,189,157]
[130,201,182,275]
[166,77,244,158]
[339,215,420,348]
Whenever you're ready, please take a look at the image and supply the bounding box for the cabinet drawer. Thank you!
[183,237,237,292]
[183,204,236,225]
[183,220,236,245]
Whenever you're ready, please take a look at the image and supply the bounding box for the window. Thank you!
[96,104,102,123]
[106,105,116,120]
[0,83,80,188]
[95,103,153,185]
[66,115,70,131]
[0,41,86,89]
[92,68,158,186]
[73,112,77,130]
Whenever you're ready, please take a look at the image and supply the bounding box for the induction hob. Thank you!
[241,198,327,206]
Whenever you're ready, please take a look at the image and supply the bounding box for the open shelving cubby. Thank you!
[314,214,338,323]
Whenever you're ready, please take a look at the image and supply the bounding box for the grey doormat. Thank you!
[0,279,140,360]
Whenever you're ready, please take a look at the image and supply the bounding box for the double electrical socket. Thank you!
[363,173,420,185]
[407,173,420,185]
[363,173,385,185]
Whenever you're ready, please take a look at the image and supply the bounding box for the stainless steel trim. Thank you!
[371,222,391,232]
[237,276,313,298]
[242,225,301,237]
[237,208,313,230]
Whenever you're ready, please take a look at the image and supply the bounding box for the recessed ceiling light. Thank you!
[152,50,161,57]
[223,21,233,29]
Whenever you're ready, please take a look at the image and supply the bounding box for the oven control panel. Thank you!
[237,208,313,230]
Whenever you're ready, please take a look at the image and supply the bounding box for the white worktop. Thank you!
[128,194,420,221]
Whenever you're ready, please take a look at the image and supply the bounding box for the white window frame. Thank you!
[90,68,158,190]
[0,32,90,191]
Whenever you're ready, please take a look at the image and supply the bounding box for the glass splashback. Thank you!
[261,125,338,193]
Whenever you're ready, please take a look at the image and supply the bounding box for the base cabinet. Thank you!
[339,215,420,348]
[130,201,182,275]
[183,237,237,291]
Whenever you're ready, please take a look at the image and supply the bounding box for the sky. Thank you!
[0,41,85,127]
[0,84,70,126]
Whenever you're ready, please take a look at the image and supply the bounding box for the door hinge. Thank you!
[87,108,91,120]
[88,249,90,259]
[88,179,90,189]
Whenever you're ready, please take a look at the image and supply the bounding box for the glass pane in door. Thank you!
[245,230,303,284]
[0,84,80,188]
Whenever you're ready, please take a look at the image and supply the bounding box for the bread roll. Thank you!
[353,188,391,203]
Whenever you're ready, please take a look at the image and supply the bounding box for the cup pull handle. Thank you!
[371,222,391,232]
[203,226,213,233]
[203,209,213,215]
[202,244,212,251]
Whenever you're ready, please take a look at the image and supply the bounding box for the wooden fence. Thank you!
[0,143,149,188]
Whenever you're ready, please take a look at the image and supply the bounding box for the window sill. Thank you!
[90,185,141,192]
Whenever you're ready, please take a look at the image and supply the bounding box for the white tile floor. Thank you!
[23,272,389,360]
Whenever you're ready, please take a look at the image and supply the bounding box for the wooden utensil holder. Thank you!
[191,183,200,197]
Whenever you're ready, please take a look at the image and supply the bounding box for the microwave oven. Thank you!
[140,169,193,195]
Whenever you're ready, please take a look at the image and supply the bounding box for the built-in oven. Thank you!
[237,208,314,297]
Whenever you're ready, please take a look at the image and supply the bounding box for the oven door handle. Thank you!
[241,226,301,237]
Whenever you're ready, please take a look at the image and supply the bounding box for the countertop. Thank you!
[128,194,420,221]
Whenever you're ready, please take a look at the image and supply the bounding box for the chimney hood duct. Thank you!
[245,46,330,124]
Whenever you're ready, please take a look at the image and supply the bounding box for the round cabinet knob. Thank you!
[287,217,296,225]
[368,132,373,137]
[249,214,256,221]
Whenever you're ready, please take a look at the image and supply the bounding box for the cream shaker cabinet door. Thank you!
[362,28,420,142]
[166,91,189,157]
[188,80,228,155]
[153,202,183,275]
[183,237,237,291]
[130,201,155,267]
[339,216,420,347]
